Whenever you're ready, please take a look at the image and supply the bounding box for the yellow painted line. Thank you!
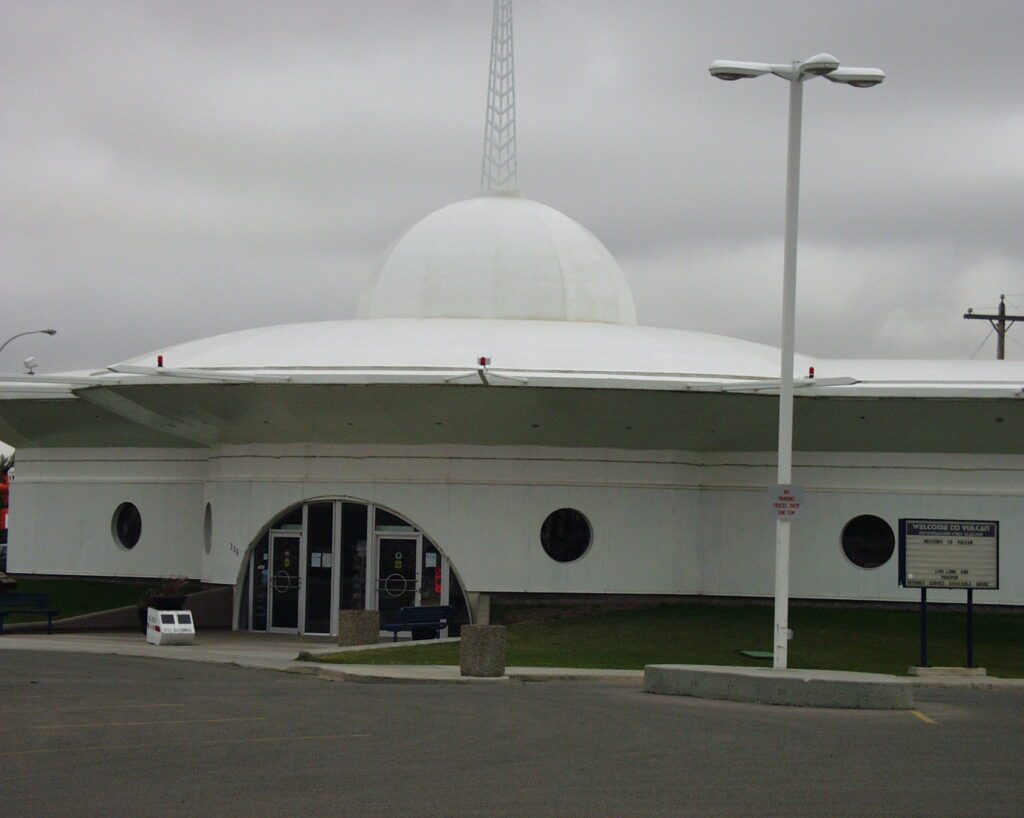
[34,716,267,730]
[0,694,62,703]
[0,702,186,716]
[0,732,370,757]
[911,709,937,725]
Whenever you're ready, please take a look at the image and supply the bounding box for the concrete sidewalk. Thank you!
[0,631,641,683]
[1,631,1020,689]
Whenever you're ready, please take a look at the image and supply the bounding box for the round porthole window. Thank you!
[112,502,142,550]
[203,503,213,554]
[841,514,894,569]
[540,508,592,563]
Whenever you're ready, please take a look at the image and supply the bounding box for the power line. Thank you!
[969,327,994,359]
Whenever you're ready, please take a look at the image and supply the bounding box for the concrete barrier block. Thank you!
[644,664,913,710]
[338,609,381,646]
[460,624,506,677]
[909,666,987,677]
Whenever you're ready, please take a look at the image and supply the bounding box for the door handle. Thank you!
[272,571,301,594]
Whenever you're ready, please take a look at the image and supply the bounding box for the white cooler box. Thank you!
[146,608,196,645]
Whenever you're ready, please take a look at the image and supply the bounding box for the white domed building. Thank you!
[1,3,1022,636]
[358,194,637,326]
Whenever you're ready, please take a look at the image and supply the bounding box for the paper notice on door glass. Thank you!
[425,552,438,568]
[311,552,321,568]
[321,553,332,569]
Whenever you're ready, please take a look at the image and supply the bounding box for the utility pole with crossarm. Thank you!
[964,295,1024,360]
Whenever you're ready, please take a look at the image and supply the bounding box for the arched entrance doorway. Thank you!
[237,499,470,637]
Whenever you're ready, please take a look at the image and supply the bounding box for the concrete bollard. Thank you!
[459,624,507,677]
[338,609,380,647]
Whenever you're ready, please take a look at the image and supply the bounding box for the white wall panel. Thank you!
[9,481,203,579]
[700,488,1024,604]
[7,443,1023,606]
[9,448,205,579]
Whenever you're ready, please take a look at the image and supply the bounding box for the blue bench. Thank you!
[381,605,450,642]
[0,593,61,634]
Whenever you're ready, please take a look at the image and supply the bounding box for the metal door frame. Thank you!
[268,529,304,634]
[372,532,422,612]
[244,500,461,636]
[421,542,451,637]
[300,501,337,636]
[328,500,342,636]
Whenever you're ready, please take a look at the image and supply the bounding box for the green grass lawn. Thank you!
[313,603,1024,677]
[1,577,185,624]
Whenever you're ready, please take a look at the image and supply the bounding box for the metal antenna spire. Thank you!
[480,0,517,193]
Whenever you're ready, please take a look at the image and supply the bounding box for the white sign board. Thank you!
[899,519,999,590]
[769,484,804,520]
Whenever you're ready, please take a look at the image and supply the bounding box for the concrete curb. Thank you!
[298,636,461,658]
[313,665,510,684]
[507,670,642,683]
[909,677,1024,690]
[909,665,988,677]
[306,664,643,684]
[644,664,915,709]
[2,634,1021,692]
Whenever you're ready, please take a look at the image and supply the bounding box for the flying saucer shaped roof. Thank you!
[117,319,787,381]
[3,319,1023,405]
[357,195,637,325]
[93,318,1024,398]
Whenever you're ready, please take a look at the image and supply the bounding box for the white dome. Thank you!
[358,194,637,325]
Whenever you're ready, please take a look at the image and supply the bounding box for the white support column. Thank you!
[330,500,342,637]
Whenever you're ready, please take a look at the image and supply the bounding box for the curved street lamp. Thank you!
[709,54,884,670]
[0,329,57,357]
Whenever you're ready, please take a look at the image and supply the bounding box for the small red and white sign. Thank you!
[769,484,804,519]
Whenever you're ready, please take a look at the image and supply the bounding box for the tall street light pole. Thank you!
[709,54,884,669]
[0,329,58,357]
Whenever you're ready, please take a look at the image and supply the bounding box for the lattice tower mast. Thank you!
[480,0,518,193]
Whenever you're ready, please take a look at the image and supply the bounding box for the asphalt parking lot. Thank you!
[1,651,1022,817]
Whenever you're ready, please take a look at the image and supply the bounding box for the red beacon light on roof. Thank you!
[478,355,491,367]
[808,366,815,379]
[157,355,164,368]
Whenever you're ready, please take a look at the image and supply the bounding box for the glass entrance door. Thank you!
[241,501,470,637]
[375,535,420,626]
[303,502,334,634]
[269,533,301,632]
[420,541,443,608]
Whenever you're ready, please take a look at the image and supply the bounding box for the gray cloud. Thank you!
[1,0,1022,374]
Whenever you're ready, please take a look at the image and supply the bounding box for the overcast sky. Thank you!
[2,0,1023,375]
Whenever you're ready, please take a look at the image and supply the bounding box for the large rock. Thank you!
[460,624,507,677]
[338,609,380,646]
